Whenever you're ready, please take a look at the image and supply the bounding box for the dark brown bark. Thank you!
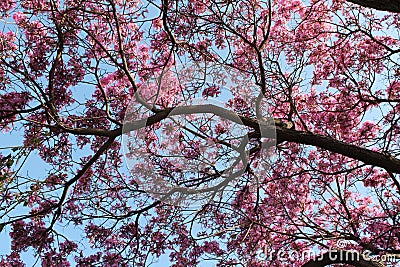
[346,0,400,13]
[121,105,400,174]
[276,127,400,174]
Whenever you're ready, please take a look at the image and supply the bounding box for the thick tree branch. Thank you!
[47,136,117,230]
[346,0,400,13]
[122,105,400,173]
[276,127,400,174]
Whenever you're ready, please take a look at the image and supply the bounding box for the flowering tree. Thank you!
[1,0,400,266]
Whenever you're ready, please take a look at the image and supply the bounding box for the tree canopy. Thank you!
[0,0,400,266]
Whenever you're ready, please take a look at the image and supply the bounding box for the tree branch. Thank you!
[122,105,400,173]
[346,0,400,13]
[276,127,400,173]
